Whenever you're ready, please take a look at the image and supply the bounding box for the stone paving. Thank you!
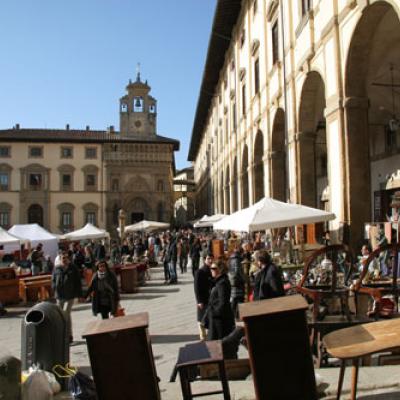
[2,264,400,399]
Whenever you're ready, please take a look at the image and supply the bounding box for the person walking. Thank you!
[168,235,178,284]
[85,260,120,319]
[253,250,285,301]
[194,254,213,340]
[190,237,201,277]
[52,252,82,343]
[207,260,235,340]
[228,246,246,318]
[178,236,189,274]
[30,243,44,275]
[162,235,171,283]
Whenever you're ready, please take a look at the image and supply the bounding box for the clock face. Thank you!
[134,120,142,128]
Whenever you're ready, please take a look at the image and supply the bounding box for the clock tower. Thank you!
[119,68,157,137]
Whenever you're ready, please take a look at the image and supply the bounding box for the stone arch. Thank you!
[270,108,286,201]
[241,145,249,208]
[345,1,400,245]
[124,196,150,223]
[298,71,327,209]
[253,130,265,202]
[232,157,238,212]
[225,165,230,214]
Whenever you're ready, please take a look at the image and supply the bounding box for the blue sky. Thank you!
[0,1,216,169]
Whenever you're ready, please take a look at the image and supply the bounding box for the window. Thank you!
[254,58,260,94]
[62,174,71,188]
[133,96,144,112]
[232,102,237,131]
[0,147,10,157]
[121,103,128,113]
[85,147,97,159]
[0,211,9,228]
[86,174,96,187]
[242,84,247,116]
[301,0,312,16]
[61,147,73,158]
[62,212,72,227]
[29,173,42,190]
[111,179,119,192]
[0,173,9,191]
[58,203,74,232]
[86,212,96,225]
[253,0,258,15]
[385,125,397,151]
[149,104,156,113]
[29,146,43,158]
[272,21,279,64]
[240,29,246,48]
[157,179,165,192]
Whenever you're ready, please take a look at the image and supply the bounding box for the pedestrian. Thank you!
[178,236,189,274]
[30,243,44,275]
[110,241,121,266]
[206,259,235,340]
[52,252,82,343]
[253,250,285,301]
[85,260,120,319]
[190,237,201,277]
[194,254,213,340]
[168,235,178,284]
[162,235,171,283]
[228,246,246,318]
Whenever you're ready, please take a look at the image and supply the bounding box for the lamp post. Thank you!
[118,209,126,244]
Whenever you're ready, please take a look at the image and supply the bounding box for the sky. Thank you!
[0,1,216,170]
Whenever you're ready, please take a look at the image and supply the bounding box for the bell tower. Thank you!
[119,65,157,137]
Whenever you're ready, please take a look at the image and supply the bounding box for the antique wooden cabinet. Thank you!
[82,312,160,400]
[239,295,317,400]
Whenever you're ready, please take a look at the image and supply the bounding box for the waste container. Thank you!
[0,356,20,400]
[120,265,138,293]
[21,302,69,385]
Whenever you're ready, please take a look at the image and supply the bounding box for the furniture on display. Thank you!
[119,264,138,293]
[176,340,230,400]
[239,295,317,400]
[212,239,224,259]
[82,312,160,400]
[18,274,52,304]
[323,318,400,400]
[354,243,400,316]
[0,267,19,304]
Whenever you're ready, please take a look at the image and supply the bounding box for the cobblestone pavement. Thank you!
[2,264,400,399]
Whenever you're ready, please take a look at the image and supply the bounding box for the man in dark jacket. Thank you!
[168,236,178,284]
[194,254,213,340]
[228,247,245,318]
[253,250,285,301]
[52,252,82,342]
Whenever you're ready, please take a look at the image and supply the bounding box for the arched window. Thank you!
[83,202,99,226]
[57,203,75,232]
[0,202,12,228]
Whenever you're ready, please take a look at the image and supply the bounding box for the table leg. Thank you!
[179,368,192,400]
[351,358,359,400]
[218,361,231,400]
[336,359,346,400]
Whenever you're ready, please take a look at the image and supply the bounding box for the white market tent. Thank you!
[194,214,226,228]
[0,227,28,254]
[62,223,110,241]
[213,197,335,232]
[8,223,59,261]
[124,220,170,233]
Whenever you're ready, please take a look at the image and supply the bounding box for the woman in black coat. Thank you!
[86,260,119,319]
[207,260,235,340]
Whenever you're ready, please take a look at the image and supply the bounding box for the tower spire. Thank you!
[136,62,141,82]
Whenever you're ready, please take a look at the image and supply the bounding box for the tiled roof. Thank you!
[0,128,180,150]
[188,0,242,161]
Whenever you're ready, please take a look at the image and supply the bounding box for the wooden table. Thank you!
[323,318,400,400]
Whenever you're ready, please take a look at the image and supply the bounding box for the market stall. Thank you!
[124,220,170,233]
[61,223,110,241]
[193,214,226,229]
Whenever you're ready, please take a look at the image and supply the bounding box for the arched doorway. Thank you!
[253,130,265,202]
[225,165,230,214]
[232,157,238,212]
[241,146,249,208]
[271,108,286,201]
[28,204,43,226]
[298,71,328,209]
[345,1,400,244]
[126,197,149,223]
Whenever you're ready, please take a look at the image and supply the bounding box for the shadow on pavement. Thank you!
[139,288,180,294]
[120,294,166,301]
[358,392,400,399]
[151,334,199,344]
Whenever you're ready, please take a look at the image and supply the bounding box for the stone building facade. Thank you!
[0,74,179,236]
[188,0,400,246]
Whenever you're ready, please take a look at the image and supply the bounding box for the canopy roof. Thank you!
[62,223,110,241]
[194,214,226,228]
[0,227,24,246]
[213,198,335,232]
[124,220,170,233]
